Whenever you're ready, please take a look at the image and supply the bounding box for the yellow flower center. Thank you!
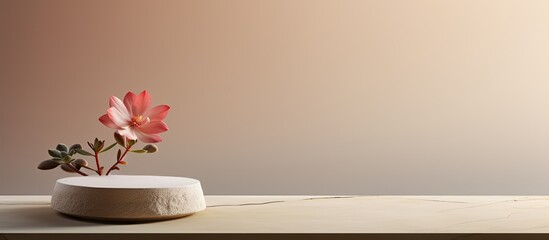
[130,115,149,127]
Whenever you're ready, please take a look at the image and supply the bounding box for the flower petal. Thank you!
[99,114,124,130]
[109,96,130,119]
[117,128,138,140]
[139,121,168,134]
[132,90,151,116]
[107,107,130,127]
[123,91,137,116]
[146,105,170,121]
[135,131,162,143]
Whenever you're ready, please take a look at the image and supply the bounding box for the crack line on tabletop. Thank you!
[398,198,470,204]
[207,196,360,208]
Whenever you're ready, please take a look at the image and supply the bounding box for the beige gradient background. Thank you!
[2,0,549,194]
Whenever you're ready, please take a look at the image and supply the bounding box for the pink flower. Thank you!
[99,91,170,143]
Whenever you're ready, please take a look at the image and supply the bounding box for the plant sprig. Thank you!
[38,133,158,176]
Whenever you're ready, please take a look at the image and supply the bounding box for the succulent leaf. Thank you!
[75,149,94,156]
[51,157,64,164]
[37,160,60,170]
[131,149,147,153]
[100,142,117,153]
[48,149,62,158]
[56,144,68,152]
[62,155,73,163]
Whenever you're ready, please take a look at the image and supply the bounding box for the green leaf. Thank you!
[48,149,62,158]
[100,142,117,153]
[114,132,126,147]
[131,149,147,153]
[51,157,64,164]
[75,149,94,156]
[56,144,68,152]
[37,160,60,170]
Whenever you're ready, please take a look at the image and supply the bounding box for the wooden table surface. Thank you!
[3,195,549,239]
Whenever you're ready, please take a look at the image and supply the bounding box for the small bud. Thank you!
[114,132,126,147]
[127,139,137,147]
[73,159,88,167]
[142,144,158,153]
[96,140,105,152]
[37,160,60,170]
[69,144,83,151]
[119,160,128,165]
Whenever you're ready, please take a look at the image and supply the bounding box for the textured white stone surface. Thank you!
[50,175,206,221]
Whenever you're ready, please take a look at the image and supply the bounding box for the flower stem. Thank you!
[80,165,96,172]
[106,146,132,175]
[94,152,102,175]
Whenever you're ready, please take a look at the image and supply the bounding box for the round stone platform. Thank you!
[51,175,206,221]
